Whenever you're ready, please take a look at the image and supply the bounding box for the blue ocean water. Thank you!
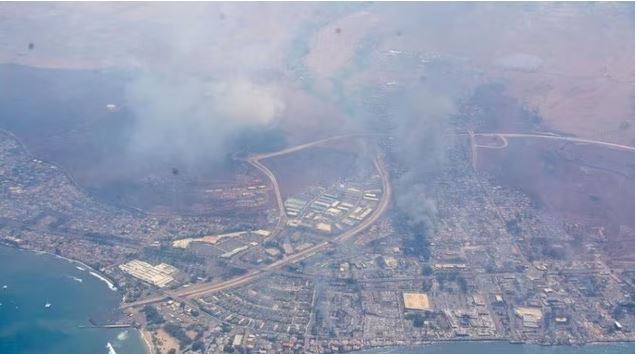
[0,245,633,354]
[0,246,146,354]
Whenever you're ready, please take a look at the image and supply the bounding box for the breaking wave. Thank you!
[89,271,118,291]
[106,342,118,354]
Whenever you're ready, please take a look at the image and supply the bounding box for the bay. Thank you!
[0,245,147,354]
[0,245,633,354]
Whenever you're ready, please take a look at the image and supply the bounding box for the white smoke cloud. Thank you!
[124,72,284,164]
[209,78,284,125]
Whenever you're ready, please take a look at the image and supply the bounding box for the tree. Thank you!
[406,313,425,328]
[164,323,192,348]
[142,305,165,325]
[192,340,205,352]
[422,265,433,276]
[221,323,232,333]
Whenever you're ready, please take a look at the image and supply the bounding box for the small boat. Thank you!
[2,285,7,289]
[45,299,52,308]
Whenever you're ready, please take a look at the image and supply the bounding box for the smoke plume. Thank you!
[125,72,284,165]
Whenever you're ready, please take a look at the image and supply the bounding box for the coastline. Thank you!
[32,247,153,354]
[19,246,119,294]
[1,244,634,353]
[50,253,118,291]
[0,244,150,353]
[140,329,154,354]
[88,270,118,292]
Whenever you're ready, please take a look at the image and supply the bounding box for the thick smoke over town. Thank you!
[391,123,453,231]
[386,83,458,230]
[0,2,633,351]
[0,2,479,219]
[0,2,478,171]
[342,67,463,231]
[0,3,563,212]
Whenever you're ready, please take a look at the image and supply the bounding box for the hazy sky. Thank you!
[0,2,633,163]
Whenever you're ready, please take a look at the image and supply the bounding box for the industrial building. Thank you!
[119,260,178,288]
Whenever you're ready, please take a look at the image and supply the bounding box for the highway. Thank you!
[246,134,378,240]
[122,137,390,309]
[124,130,630,309]
[246,156,287,236]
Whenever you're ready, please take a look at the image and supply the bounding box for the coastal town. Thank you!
[0,122,633,353]
[0,3,634,354]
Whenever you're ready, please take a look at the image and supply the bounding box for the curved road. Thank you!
[247,134,378,239]
[248,134,386,240]
[246,157,287,236]
[124,130,630,309]
[122,137,390,309]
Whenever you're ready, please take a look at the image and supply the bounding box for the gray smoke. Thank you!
[111,3,300,166]
[340,59,463,230]
[390,84,458,229]
[124,72,284,165]
[6,3,625,203]
[314,280,336,335]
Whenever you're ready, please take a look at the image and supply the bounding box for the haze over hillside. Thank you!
[0,3,634,354]
[0,2,633,146]
[0,2,633,215]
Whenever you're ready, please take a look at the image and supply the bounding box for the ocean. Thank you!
[0,245,634,354]
[0,246,146,354]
